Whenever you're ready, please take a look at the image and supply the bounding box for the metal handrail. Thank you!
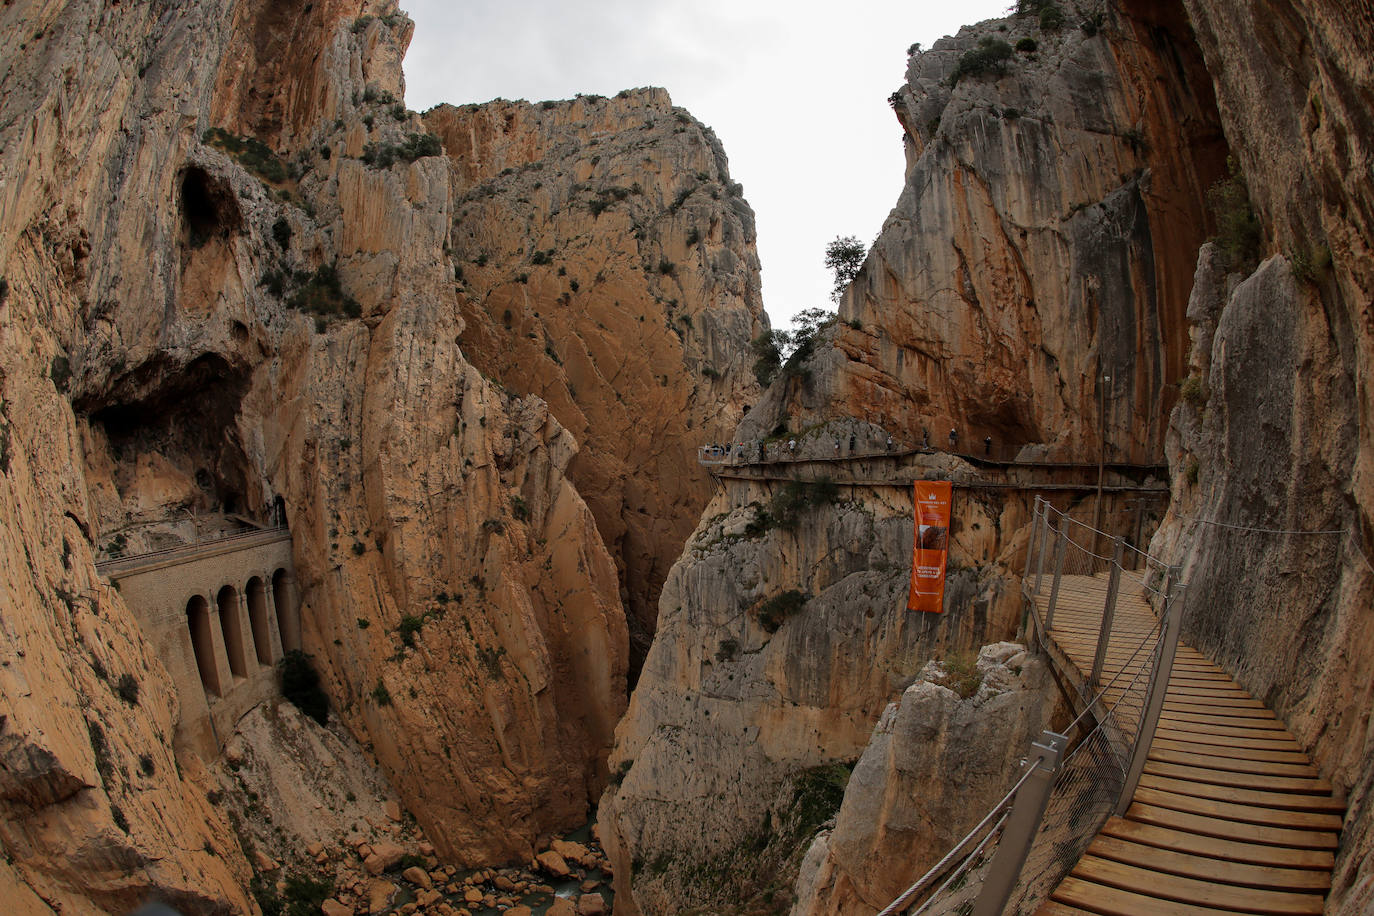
[95,524,289,570]
[878,496,1187,915]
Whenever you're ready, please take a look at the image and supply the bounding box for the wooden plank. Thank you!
[1152,736,1312,765]
[1035,900,1100,916]
[1164,701,1277,720]
[1165,691,1267,709]
[1070,854,1326,914]
[1155,725,1304,753]
[1085,833,1332,892]
[1138,775,1344,815]
[1100,817,1335,871]
[1052,875,1252,915]
[1148,745,1319,778]
[1143,761,1334,796]
[1126,801,1340,851]
[1159,711,1292,733]
[1133,785,1344,832]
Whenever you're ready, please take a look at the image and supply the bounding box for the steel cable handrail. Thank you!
[875,764,1041,916]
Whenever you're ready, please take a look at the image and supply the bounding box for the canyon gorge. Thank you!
[0,0,1370,915]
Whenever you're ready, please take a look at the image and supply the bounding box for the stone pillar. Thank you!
[274,571,302,653]
[263,576,286,661]
[236,588,264,669]
[206,592,235,695]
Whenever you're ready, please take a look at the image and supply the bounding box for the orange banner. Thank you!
[907,480,953,613]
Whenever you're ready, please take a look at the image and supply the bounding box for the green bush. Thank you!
[202,127,287,183]
[279,651,329,725]
[750,332,783,387]
[950,37,1014,86]
[1016,37,1038,52]
[754,589,808,633]
[371,680,392,706]
[934,652,983,698]
[287,264,361,320]
[115,673,140,706]
[1179,374,1208,409]
[360,132,442,168]
[281,872,334,916]
[1206,157,1262,269]
[397,615,424,648]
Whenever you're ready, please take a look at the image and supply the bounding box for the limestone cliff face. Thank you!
[0,0,669,905]
[596,462,1071,913]
[600,5,1217,911]
[791,643,1063,916]
[1150,2,1374,911]
[739,0,1226,466]
[424,93,766,663]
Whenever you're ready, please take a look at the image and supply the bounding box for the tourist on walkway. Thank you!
[848,433,856,453]
[984,435,992,456]
[948,429,957,451]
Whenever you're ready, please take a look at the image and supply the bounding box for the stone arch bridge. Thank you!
[97,527,298,759]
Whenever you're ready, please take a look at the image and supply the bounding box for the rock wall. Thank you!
[424,93,765,665]
[791,643,1063,916]
[739,0,1226,466]
[0,0,754,905]
[1151,1,1374,912]
[600,4,1219,911]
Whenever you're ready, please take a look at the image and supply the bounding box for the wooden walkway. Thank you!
[1032,574,1344,916]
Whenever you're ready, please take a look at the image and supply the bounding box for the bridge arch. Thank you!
[245,575,273,665]
[217,584,248,678]
[187,595,222,697]
[273,568,300,653]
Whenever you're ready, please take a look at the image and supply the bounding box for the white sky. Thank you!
[399,1,1010,329]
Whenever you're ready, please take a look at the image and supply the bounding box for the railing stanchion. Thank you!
[1090,537,1125,689]
[1116,567,1184,815]
[971,730,1067,916]
[1034,499,1049,594]
[1044,526,1067,632]
[1026,497,1043,595]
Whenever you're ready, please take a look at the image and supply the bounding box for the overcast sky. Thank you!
[400,1,1010,329]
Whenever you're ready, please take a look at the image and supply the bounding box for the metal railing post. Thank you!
[1044,527,1068,631]
[1116,567,1184,815]
[1034,501,1049,595]
[1028,498,1045,595]
[1090,537,1125,688]
[971,730,1067,916]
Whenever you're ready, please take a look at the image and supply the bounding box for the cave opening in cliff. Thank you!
[84,353,263,543]
[179,166,241,249]
[187,595,221,697]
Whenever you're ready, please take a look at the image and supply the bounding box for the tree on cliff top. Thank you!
[824,235,866,303]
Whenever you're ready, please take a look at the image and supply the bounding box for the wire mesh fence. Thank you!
[880,497,1187,916]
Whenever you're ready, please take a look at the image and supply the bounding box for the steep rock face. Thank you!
[597,466,1064,914]
[424,93,765,661]
[0,0,643,903]
[1152,2,1374,911]
[740,0,1226,465]
[791,643,1063,916]
[601,5,1217,912]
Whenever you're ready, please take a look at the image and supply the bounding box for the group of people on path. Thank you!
[702,426,997,465]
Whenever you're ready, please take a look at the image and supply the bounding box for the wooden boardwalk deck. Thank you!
[1032,574,1344,916]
